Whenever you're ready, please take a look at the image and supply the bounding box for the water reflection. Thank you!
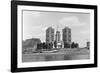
[22,53,90,62]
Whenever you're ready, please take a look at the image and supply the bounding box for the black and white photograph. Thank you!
[22,10,90,62]
[11,1,97,72]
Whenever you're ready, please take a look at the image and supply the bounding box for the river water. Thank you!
[22,53,90,62]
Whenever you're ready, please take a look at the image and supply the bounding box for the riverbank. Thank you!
[22,48,90,62]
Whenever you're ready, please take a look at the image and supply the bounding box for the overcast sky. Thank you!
[23,10,90,47]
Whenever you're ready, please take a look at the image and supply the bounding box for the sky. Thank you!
[23,10,90,47]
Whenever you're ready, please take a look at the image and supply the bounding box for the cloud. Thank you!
[80,30,90,34]
[59,16,86,27]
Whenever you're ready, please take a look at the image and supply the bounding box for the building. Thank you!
[55,31,62,48]
[62,27,71,44]
[87,41,90,49]
[55,31,60,43]
[22,38,41,53]
[46,26,71,48]
[46,27,54,44]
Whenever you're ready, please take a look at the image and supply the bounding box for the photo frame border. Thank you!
[11,1,97,72]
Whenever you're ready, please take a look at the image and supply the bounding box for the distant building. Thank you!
[22,38,41,53]
[87,41,90,49]
[55,31,60,43]
[45,26,71,48]
[55,31,62,48]
[62,27,71,44]
[46,27,54,44]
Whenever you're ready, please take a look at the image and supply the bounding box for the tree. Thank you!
[36,43,43,50]
[71,42,75,48]
[54,41,57,48]
[45,43,48,49]
[71,42,79,48]
[74,43,79,48]
[47,43,53,50]
[42,42,46,49]
[50,42,53,49]
[64,42,70,48]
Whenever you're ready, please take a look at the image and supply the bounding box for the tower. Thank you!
[62,27,71,44]
[55,31,60,43]
[55,31,61,48]
[46,27,54,44]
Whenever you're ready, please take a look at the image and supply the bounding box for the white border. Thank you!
[17,5,94,68]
